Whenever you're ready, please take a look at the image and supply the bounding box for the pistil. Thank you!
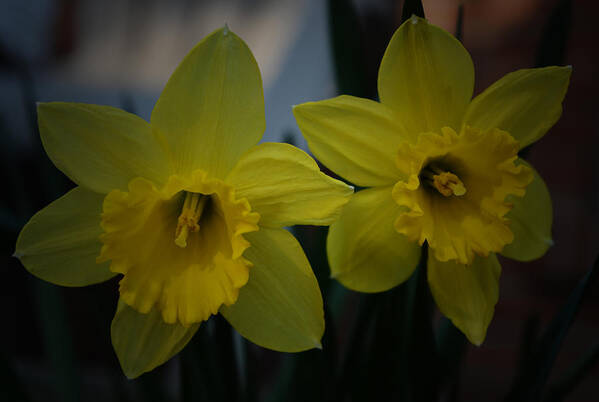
[175,192,208,248]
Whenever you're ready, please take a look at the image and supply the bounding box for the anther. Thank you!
[433,172,466,197]
[420,165,467,197]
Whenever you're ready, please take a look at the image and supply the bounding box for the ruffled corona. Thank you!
[392,126,533,264]
[97,170,260,326]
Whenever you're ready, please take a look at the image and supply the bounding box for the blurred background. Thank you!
[2,0,598,401]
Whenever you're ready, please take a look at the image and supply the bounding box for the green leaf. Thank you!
[505,255,599,401]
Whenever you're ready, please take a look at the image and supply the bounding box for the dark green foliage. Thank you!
[328,0,370,98]
[505,256,599,402]
[401,0,425,22]
[397,246,439,402]
[544,342,599,402]
[34,281,81,402]
[455,4,464,42]
[535,0,572,68]
[521,0,572,159]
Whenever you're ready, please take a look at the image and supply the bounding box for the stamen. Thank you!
[421,164,467,197]
[433,172,466,196]
[175,193,208,248]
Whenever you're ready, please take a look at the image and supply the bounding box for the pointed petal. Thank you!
[428,254,501,345]
[226,142,353,228]
[293,95,407,186]
[15,187,114,286]
[111,300,199,379]
[38,102,169,194]
[220,228,324,352]
[378,16,474,134]
[151,27,265,179]
[463,66,572,149]
[328,186,421,292]
[501,160,553,261]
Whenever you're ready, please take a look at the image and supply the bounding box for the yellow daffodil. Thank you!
[293,16,570,345]
[15,27,352,378]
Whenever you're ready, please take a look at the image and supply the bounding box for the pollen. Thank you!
[175,192,208,248]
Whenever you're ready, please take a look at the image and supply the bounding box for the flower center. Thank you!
[175,192,209,248]
[420,163,466,197]
[97,171,260,325]
[392,126,533,264]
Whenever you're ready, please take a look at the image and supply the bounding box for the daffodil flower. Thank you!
[293,16,571,345]
[15,27,352,378]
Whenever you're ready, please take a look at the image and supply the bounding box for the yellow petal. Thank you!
[15,187,114,286]
[226,142,353,228]
[501,160,553,261]
[328,186,421,292]
[151,27,265,180]
[293,95,408,186]
[111,300,199,378]
[38,102,169,194]
[378,16,474,134]
[428,253,501,345]
[463,66,572,149]
[220,228,324,352]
